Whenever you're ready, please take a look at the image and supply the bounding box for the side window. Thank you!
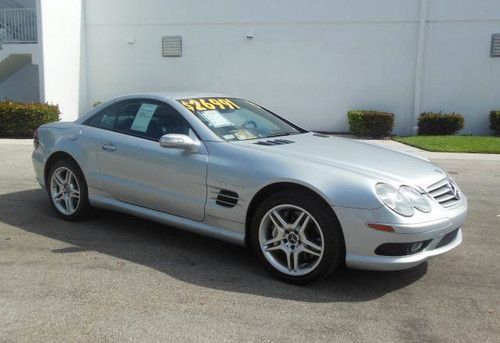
[84,103,119,130]
[83,101,139,131]
[145,103,191,141]
[84,100,193,141]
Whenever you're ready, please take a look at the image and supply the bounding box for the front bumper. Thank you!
[334,196,467,271]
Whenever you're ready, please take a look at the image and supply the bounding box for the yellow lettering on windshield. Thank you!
[180,100,195,111]
[218,99,239,110]
[179,98,240,112]
[199,99,216,110]
[209,98,225,109]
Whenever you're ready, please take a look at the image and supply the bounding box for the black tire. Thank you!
[250,190,345,284]
[47,159,90,221]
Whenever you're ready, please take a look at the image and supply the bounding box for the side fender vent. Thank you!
[215,189,240,208]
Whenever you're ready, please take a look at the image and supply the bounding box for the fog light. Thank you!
[409,242,424,253]
[374,240,431,256]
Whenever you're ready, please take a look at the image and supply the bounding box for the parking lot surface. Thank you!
[0,141,499,342]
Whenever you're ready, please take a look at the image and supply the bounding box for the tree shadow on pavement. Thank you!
[0,188,427,303]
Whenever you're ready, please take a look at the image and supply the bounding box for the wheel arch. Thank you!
[44,151,83,187]
[244,182,343,246]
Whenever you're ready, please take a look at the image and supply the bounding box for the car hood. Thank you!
[234,133,446,189]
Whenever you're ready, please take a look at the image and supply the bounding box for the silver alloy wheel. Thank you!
[258,204,324,276]
[50,167,81,216]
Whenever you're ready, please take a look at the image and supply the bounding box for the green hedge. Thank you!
[417,112,464,135]
[0,101,60,138]
[490,111,500,134]
[347,110,395,138]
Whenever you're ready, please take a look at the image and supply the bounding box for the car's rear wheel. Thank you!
[47,159,90,221]
[250,190,345,284]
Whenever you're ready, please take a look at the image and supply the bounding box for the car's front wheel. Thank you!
[250,190,345,284]
[47,159,90,221]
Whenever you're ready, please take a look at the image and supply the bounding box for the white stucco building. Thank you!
[1,0,499,135]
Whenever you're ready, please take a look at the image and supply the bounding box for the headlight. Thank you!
[399,186,432,213]
[376,183,433,217]
[375,183,414,217]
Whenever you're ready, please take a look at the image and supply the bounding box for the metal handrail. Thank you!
[0,8,37,44]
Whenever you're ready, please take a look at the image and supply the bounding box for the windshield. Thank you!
[177,97,302,141]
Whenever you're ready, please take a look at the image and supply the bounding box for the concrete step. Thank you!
[0,43,38,82]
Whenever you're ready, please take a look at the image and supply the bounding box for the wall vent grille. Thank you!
[491,34,500,57]
[162,36,182,57]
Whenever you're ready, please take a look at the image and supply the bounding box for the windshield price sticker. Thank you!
[179,98,240,112]
[199,110,232,128]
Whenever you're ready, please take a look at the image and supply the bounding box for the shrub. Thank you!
[490,111,500,134]
[347,110,395,138]
[347,110,365,135]
[0,101,60,138]
[417,112,464,135]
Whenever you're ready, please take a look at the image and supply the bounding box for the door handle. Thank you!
[101,144,116,152]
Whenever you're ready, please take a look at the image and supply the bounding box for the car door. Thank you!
[84,99,208,221]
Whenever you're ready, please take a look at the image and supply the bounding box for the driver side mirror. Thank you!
[159,134,200,152]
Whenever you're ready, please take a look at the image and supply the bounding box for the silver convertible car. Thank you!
[32,93,467,283]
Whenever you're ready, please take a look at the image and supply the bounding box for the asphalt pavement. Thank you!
[0,140,498,342]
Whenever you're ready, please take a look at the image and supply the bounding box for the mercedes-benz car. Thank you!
[32,93,467,283]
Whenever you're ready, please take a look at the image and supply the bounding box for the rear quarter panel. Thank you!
[34,123,100,190]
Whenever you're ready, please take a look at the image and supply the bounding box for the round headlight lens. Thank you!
[399,186,432,213]
[375,183,414,217]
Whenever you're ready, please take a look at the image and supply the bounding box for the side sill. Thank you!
[89,195,245,246]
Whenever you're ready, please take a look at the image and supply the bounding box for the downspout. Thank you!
[79,0,89,115]
[35,0,45,102]
[412,0,428,135]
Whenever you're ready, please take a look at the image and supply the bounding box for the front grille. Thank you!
[427,178,461,208]
[435,228,460,248]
